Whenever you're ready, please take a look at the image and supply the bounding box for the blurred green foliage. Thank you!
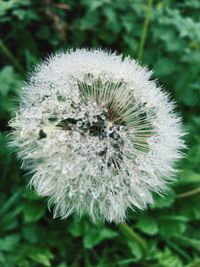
[0,0,200,266]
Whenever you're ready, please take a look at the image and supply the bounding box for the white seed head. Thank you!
[9,49,185,223]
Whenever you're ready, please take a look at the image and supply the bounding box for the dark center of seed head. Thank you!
[57,111,124,143]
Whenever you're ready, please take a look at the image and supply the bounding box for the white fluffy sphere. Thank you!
[9,49,185,223]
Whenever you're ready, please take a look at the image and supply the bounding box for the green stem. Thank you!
[0,39,24,74]
[137,0,154,62]
[118,223,147,257]
[176,187,200,199]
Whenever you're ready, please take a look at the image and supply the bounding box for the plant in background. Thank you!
[9,49,185,223]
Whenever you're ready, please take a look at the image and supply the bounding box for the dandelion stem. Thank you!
[118,223,147,257]
[177,187,200,199]
[137,0,154,62]
[0,39,24,74]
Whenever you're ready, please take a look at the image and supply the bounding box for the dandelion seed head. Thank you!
[9,49,185,223]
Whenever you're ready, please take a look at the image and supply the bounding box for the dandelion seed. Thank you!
[9,49,185,223]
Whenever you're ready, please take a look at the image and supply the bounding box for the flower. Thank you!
[9,49,185,223]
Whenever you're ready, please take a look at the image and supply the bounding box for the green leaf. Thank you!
[175,236,200,252]
[22,225,39,243]
[0,252,6,265]
[68,216,83,237]
[0,188,23,216]
[158,215,187,238]
[136,215,158,235]
[83,225,118,249]
[155,57,177,76]
[29,249,54,267]
[0,66,22,96]
[23,201,46,223]
[0,234,20,252]
[157,247,183,267]
[1,206,22,231]
[0,1,15,17]
[153,190,176,208]
[178,169,200,185]
[12,9,26,20]
[23,189,41,201]
[127,240,143,260]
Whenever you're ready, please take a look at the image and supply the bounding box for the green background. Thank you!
[0,0,200,266]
